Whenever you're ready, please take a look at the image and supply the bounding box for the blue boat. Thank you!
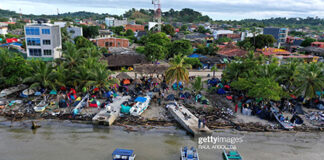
[180,146,199,160]
[223,150,243,160]
[112,148,136,160]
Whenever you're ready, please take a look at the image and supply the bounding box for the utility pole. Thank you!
[57,8,59,15]
[19,8,22,19]
[152,0,161,32]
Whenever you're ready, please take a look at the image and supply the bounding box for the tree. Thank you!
[23,60,57,89]
[168,40,192,58]
[294,63,324,99]
[191,76,203,93]
[301,38,316,47]
[165,54,191,84]
[126,29,134,37]
[110,26,124,35]
[180,25,188,31]
[195,26,210,34]
[142,32,171,46]
[184,57,202,68]
[162,24,175,36]
[144,43,167,62]
[247,78,284,101]
[82,25,99,38]
[215,37,231,44]
[211,65,218,78]
[74,36,94,49]
[252,34,276,49]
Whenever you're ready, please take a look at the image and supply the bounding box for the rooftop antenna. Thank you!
[57,8,59,15]
[19,8,22,19]
[152,0,161,32]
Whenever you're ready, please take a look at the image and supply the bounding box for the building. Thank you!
[24,23,62,61]
[92,37,129,49]
[213,30,233,39]
[0,26,8,35]
[105,17,128,27]
[66,26,83,40]
[54,22,67,28]
[105,17,115,27]
[311,42,324,48]
[263,27,288,45]
[125,24,145,32]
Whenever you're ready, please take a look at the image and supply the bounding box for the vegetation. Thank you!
[81,25,99,39]
[238,34,276,50]
[165,54,191,84]
[300,38,316,47]
[223,52,324,101]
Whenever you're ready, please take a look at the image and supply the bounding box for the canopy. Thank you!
[49,90,57,95]
[112,149,134,156]
[116,72,132,80]
[123,79,131,85]
[135,97,147,103]
[217,88,226,95]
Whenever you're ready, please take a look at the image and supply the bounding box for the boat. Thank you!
[71,94,89,115]
[223,149,243,160]
[270,107,295,130]
[166,102,211,136]
[180,146,199,160]
[22,89,35,96]
[93,96,130,125]
[112,148,136,160]
[33,97,48,112]
[0,84,28,98]
[129,96,151,116]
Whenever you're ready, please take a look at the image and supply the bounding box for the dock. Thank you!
[92,96,130,126]
[167,102,211,136]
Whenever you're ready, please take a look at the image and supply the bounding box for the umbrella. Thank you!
[116,72,132,80]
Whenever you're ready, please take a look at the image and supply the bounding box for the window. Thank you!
[105,42,113,47]
[69,30,75,34]
[29,49,42,56]
[43,40,51,45]
[42,29,50,34]
[25,27,40,35]
[117,42,121,47]
[43,50,52,56]
[27,38,41,46]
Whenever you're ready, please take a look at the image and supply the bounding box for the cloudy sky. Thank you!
[1,0,324,20]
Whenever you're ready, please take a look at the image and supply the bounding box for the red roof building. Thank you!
[125,24,145,32]
[218,43,247,57]
[6,38,19,43]
[92,37,129,48]
[257,48,293,56]
[311,42,324,48]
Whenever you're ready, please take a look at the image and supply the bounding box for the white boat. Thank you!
[72,94,89,115]
[181,146,199,160]
[22,89,35,96]
[93,96,130,125]
[129,96,151,116]
[0,84,28,97]
[34,97,48,112]
[271,107,295,130]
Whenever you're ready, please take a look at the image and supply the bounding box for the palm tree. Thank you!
[23,60,57,89]
[63,42,82,68]
[294,63,324,99]
[211,64,218,78]
[191,76,203,94]
[165,54,191,85]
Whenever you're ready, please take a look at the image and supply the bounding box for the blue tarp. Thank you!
[0,42,23,47]
[112,148,134,156]
[135,97,147,103]
[217,88,226,95]
[188,54,206,58]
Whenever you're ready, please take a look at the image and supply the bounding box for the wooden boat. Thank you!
[0,84,28,97]
[166,102,211,136]
[129,96,151,116]
[71,94,89,115]
[93,96,130,125]
[270,107,294,130]
[112,148,136,160]
[22,89,35,96]
[223,150,243,160]
[180,146,199,160]
[33,97,48,112]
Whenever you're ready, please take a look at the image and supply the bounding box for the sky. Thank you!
[1,0,324,20]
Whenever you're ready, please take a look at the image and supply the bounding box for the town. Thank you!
[0,2,324,160]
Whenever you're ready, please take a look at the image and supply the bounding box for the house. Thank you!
[105,17,128,27]
[0,26,8,35]
[218,43,247,57]
[66,26,83,40]
[105,17,114,27]
[5,38,19,43]
[311,42,324,48]
[91,37,129,49]
[213,30,233,39]
[286,36,304,46]
[136,31,147,40]
[218,33,241,42]
[98,30,113,38]
[54,22,67,28]
[102,53,148,70]
[257,48,317,63]
[263,27,288,46]
[125,24,145,32]
[24,23,62,61]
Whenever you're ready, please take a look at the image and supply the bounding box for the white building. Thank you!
[0,26,8,35]
[105,17,115,27]
[213,30,233,39]
[54,22,67,28]
[105,17,128,27]
[24,23,62,61]
[66,26,83,40]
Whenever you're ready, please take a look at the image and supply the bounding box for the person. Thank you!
[235,103,238,113]
[198,118,201,129]
[157,97,161,106]
[202,118,206,128]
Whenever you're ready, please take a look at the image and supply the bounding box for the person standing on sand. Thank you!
[202,118,206,128]
[198,118,201,129]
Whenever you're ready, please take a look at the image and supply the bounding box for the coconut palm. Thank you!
[23,60,57,89]
[165,54,191,85]
[211,64,218,78]
[294,63,324,99]
[63,42,82,68]
[191,76,203,94]
[85,65,117,94]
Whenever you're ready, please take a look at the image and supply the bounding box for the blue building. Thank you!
[263,27,288,46]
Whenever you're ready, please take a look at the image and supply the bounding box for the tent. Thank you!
[294,105,304,114]
[50,90,57,95]
[217,88,226,95]
[116,72,132,80]
[123,79,131,85]
[135,97,147,103]
[121,103,132,114]
[167,94,175,101]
